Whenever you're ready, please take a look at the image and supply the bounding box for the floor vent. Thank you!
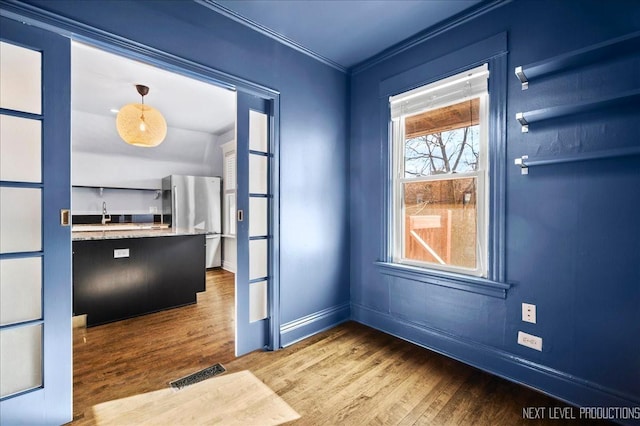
[169,363,226,390]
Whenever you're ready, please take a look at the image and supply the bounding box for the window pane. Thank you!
[403,178,477,269]
[404,99,480,178]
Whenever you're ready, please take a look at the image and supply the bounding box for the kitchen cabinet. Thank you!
[73,234,205,326]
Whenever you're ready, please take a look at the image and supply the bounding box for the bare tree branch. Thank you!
[435,133,451,172]
[451,127,468,172]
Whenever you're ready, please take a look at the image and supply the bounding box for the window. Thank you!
[390,64,489,277]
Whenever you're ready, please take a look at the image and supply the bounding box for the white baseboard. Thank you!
[222,260,236,273]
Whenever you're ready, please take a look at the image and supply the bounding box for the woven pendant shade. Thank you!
[116,85,167,147]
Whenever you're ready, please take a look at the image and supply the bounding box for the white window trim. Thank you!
[390,65,490,278]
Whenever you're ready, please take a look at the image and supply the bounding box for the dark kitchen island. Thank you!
[72,227,206,327]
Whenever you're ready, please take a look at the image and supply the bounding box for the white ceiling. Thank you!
[71,42,236,159]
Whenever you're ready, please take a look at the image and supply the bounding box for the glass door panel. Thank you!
[249,110,268,152]
[0,115,41,183]
[0,41,41,114]
[0,257,42,325]
[249,239,268,281]
[249,197,268,237]
[249,281,268,323]
[0,325,42,398]
[249,155,268,194]
[0,187,42,254]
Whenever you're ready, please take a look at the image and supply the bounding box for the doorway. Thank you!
[69,41,275,420]
[1,10,279,424]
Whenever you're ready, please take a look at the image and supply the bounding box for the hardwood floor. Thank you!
[72,269,236,424]
[72,269,607,425]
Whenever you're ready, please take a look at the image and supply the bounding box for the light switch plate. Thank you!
[522,303,536,323]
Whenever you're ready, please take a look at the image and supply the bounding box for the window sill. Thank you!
[374,261,510,299]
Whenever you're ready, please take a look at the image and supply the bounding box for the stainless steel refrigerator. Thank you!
[162,175,222,268]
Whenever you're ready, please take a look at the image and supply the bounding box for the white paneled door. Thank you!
[235,92,272,356]
[0,17,72,425]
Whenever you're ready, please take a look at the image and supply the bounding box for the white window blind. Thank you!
[390,64,489,120]
[225,152,236,191]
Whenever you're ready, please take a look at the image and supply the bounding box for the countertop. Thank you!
[72,224,208,241]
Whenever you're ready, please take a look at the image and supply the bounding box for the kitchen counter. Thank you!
[72,224,208,241]
[73,231,206,326]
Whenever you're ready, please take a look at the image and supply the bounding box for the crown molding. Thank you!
[350,0,512,75]
[195,0,348,74]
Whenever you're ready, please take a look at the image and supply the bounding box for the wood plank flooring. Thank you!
[72,269,236,424]
[71,269,607,425]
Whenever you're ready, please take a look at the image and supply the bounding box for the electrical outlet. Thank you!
[522,303,536,323]
[518,331,542,351]
[114,248,130,259]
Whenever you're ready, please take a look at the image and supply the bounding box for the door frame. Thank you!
[0,2,282,350]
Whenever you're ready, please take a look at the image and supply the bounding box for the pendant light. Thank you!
[116,84,167,147]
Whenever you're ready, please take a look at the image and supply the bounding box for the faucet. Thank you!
[101,201,111,225]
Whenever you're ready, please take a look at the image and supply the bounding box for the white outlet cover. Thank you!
[522,303,536,323]
[114,248,130,258]
[518,331,542,351]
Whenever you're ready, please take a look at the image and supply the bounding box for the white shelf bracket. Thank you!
[515,112,529,133]
[514,156,529,175]
[514,66,529,90]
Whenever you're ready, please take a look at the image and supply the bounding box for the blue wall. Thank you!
[350,0,639,409]
[19,0,351,345]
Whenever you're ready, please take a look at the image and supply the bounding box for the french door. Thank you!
[235,91,272,356]
[0,17,72,425]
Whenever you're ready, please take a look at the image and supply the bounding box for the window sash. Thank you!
[395,173,486,276]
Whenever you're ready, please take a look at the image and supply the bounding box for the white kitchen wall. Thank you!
[72,151,217,189]
[71,111,231,215]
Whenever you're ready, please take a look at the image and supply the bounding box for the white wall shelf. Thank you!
[72,185,161,191]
